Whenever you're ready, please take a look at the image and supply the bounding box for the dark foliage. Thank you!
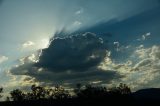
[10,89,25,101]
[75,84,107,98]
[108,83,131,95]
[9,85,71,101]
[6,83,132,101]
[0,87,3,98]
[0,83,160,106]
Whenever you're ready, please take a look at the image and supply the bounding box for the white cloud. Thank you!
[137,32,151,41]
[98,45,160,90]
[0,55,8,64]
[113,41,120,51]
[113,42,131,52]
[22,41,35,48]
[149,45,160,59]
[134,45,151,59]
[40,39,49,49]
[75,8,83,15]
[0,70,40,101]
[122,45,160,89]
[146,32,151,36]
[113,42,120,46]
[73,21,82,26]
[19,53,39,65]
[134,45,160,71]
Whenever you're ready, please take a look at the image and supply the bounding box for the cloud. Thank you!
[132,45,160,71]
[10,32,121,85]
[40,39,49,49]
[22,41,35,48]
[137,32,151,41]
[112,41,132,53]
[36,32,107,72]
[73,21,82,26]
[75,8,83,15]
[0,55,8,64]
[113,42,120,51]
[11,31,160,90]
[0,69,40,101]
[121,45,160,89]
[97,44,160,90]
[10,53,39,75]
[10,31,160,90]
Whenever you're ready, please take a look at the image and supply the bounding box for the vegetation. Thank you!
[0,83,160,105]
[0,83,131,101]
[0,87,3,98]
[7,85,71,101]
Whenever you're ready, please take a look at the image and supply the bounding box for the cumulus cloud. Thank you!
[0,55,8,64]
[10,31,160,90]
[10,32,121,85]
[37,32,107,72]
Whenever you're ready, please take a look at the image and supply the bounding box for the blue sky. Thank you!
[0,0,160,99]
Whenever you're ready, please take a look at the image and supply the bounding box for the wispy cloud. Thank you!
[137,32,151,41]
[99,44,160,90]
[22,41,35,48]
[73,21,82,26]
[75,8,83,15]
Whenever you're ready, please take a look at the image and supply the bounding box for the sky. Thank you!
[0,0,160,99]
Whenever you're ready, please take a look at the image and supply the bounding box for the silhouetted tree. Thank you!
[7,83,131,102]
[5,96,10,101]
[30,85,46,100]
[52,85,71,99]
[10,89,25,101]
[75,84,107,98]
[108,83,131,95]
[0,87,3,98]
[26,85,70,100]
[45,88,55,99]
[117,83,131,95]
[74,83,82,96]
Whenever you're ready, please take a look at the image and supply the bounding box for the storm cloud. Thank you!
[10,32,121,85]
[36,32,107,72]
[9,32,160,90]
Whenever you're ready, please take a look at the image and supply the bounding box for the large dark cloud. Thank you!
[36,32,107,72]
[10,32,122,85]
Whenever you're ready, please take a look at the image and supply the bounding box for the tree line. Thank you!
[0,83,131,101]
